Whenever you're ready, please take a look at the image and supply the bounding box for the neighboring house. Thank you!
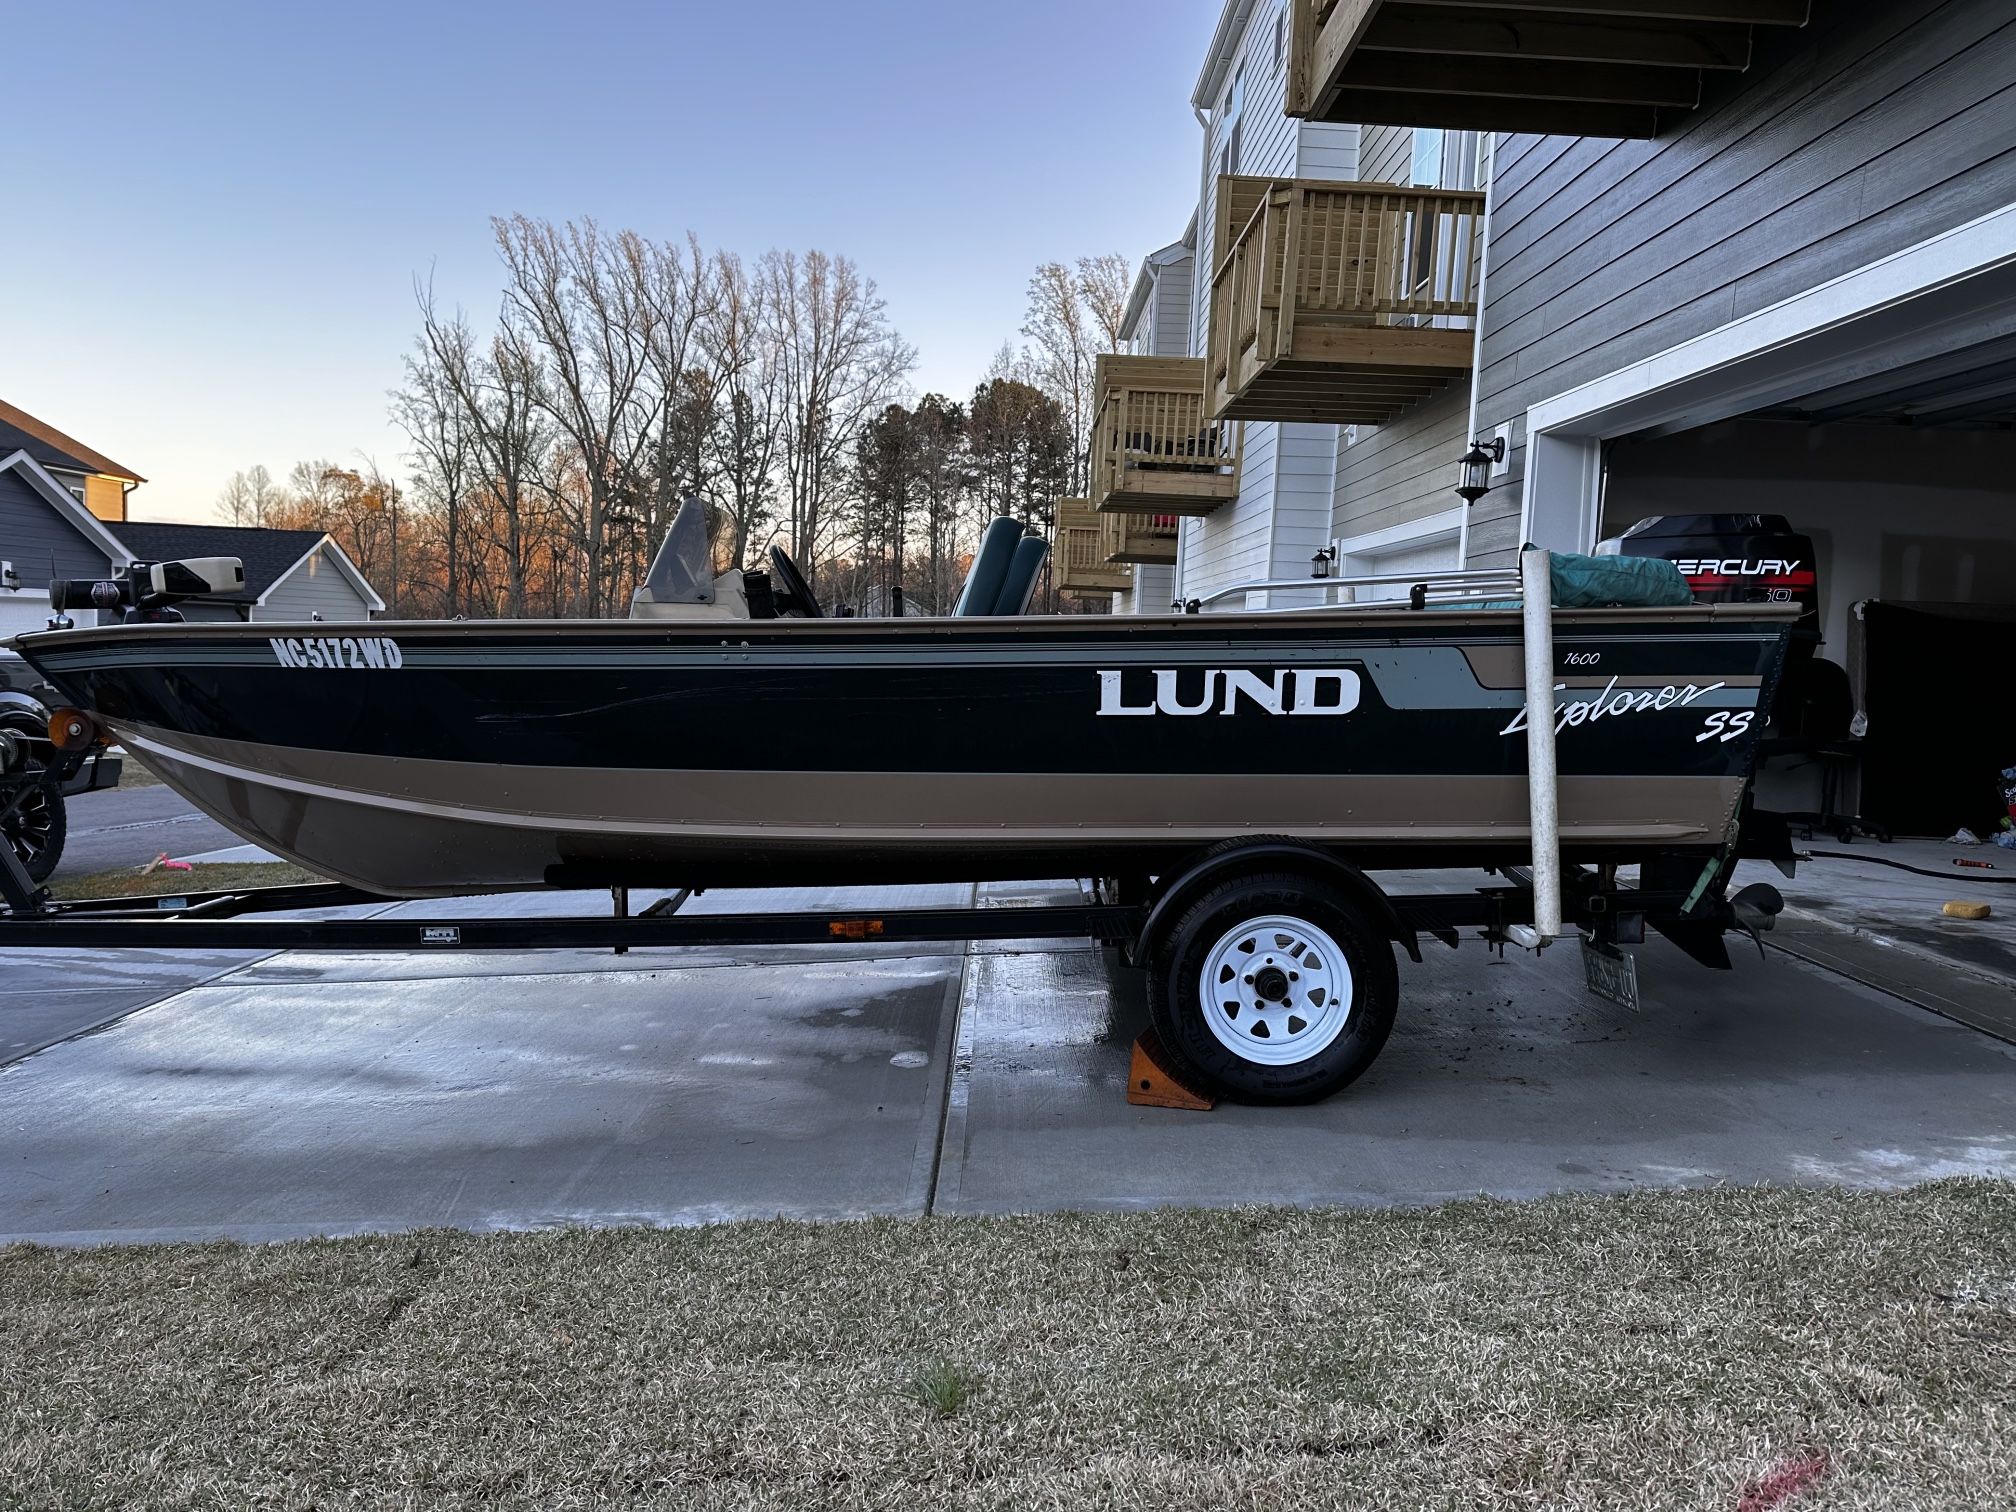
[0,450,132,635]
[1086,0,2016,832]
[116,523,383,624]
[0,399,144,523]
[1,425,383,632]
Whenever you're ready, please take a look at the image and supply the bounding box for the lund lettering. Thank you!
[1155,669,1218,717]
[1096,668,1361,718]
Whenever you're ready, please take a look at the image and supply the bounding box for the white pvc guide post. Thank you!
[1521,548,1562,939]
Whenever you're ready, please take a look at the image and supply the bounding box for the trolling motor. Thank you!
[50,558,245,625]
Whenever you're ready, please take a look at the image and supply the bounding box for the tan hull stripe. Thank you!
[120,723,1744,846]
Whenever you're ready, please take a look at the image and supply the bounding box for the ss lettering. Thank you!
[1696,710,1755,744]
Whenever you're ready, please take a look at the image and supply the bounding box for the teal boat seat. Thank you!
[992,536,1050,616]
[954,518,1024,617]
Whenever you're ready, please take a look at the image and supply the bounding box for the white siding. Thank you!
[1179,2,1362,609]
[1330,126,1481,556]
[1116,562,1175,615]
[251,546,376,623]
[1150,256,1193,357]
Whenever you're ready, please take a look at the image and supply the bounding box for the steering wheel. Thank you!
[768,544,824,619]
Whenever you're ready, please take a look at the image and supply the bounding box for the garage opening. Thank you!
[1520,203,2016,847]
[1602,417,2016,840]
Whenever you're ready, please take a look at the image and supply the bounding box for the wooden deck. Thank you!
[1207,176,1484,426]
[1055,500,1134,593]
[1099,509,1180,567]
[1287,0,1812,140]
[1092,355,1241,517]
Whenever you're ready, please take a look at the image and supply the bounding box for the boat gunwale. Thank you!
[12,602,1805,657]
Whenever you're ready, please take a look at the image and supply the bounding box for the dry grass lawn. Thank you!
[49,860,319,901]
[3,1183,2013,1510]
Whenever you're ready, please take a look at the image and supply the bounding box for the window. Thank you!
[67,485,86,505]
[1407,129,1481,308]
[1219,64,1247,179]
[1274,7,1286,75]
[1410,129,1444,189]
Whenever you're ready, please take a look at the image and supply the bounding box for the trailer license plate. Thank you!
[1581,938,1640,1012]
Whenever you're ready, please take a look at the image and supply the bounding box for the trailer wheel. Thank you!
[1146,873,1398,1104]
[2,774,66,884]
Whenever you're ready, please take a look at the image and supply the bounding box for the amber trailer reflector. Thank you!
[48,709,99,751]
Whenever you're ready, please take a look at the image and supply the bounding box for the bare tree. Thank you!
[493,216,662,615]
[638,232,721,545]
[393,343,477,617]
[761,249,915,582]
[1075,253,1134,355]
[217,464,282,527]
[1021,263,1095,496]
[705,251,783,570]
[415,282,551,617]
[1019,255,1133,495]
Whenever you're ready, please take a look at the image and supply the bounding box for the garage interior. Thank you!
[1601,338,2016,842]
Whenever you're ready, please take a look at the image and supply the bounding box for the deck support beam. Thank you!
[1290,0,1812,137]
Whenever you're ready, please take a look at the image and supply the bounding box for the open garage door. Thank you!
[1521,204,2016,838]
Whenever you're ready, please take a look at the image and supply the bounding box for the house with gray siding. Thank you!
[117,523,383,624]
[1,450,384,630]
[1096,0,2016,833]
[0,450,131,635]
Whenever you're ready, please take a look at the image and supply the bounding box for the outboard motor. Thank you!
[50,558,245,624]
[1599,514,1819,719]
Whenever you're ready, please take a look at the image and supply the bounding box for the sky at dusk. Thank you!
[4,1,1214,521]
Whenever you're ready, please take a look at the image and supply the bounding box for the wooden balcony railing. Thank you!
[1286,0,1811,140]
[1092,355,1241,517]
[1055,499,1133,594]
[1207,176,1484,426]
[1099,509,1180,567]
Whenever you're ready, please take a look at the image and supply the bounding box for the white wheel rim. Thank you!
[1197,913,1353,1067]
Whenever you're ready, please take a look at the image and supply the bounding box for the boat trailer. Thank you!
[0,551,1790,1103]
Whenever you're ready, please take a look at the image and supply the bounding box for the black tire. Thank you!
[4,773,66,883]
[1146,872,1398,1104]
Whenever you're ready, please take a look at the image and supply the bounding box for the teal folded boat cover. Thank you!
[1534,546,1693,608]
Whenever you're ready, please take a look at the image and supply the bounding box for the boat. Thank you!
[0,500,1804,1103]
[9,501,1795,902]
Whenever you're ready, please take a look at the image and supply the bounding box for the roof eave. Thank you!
[1192,0,1260,110]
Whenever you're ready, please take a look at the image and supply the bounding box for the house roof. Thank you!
[1193,0,1260,111]
[116,522,337,603]
[0,400,144,483]
[1122,237,1199,341]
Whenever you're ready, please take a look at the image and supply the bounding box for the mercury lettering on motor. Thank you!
[1670,558,1806,578]
[1096,668,1361,718]
[269,636,404,670]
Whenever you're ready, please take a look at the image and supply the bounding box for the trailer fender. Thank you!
[1137,840,1420,965]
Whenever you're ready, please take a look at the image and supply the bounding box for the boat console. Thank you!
[629,496,1048,621]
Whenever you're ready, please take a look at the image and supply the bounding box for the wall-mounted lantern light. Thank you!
[1456,436,1507,505]
[1311,546,1337,580]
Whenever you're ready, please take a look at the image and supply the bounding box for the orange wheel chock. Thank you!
[1126,1029,1217,1111]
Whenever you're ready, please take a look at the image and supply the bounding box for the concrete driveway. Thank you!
[2,876,2013,1245]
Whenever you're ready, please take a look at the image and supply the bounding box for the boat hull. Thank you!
[13,608,1793,897]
